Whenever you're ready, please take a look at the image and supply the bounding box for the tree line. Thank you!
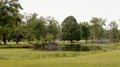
[0,0,120,45]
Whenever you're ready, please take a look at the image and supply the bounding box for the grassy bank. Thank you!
[0,49,101,60]
[0,49,120,67]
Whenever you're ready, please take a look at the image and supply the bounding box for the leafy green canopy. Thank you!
[0,0,22,44]
[62,16,81,43]
[26,13,47,40]
[90,17,106,40]
[80,22,90,42]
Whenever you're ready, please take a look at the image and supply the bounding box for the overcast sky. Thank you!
[19,0,120,26]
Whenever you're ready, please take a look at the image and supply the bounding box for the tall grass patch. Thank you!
[0,49,102,60]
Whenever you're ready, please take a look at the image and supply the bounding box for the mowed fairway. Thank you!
[0,49,120,67]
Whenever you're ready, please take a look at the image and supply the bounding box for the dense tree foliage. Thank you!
[26,13,47,41]
[0,0,22,44]
[25,14,60,43]
[80,22,90,43]
[90,17,106,41]
[61,16,81,43]
[46,16,60,42]
[109,21,119,42]
[0,0,120,45]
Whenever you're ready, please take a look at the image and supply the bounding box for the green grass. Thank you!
[0,49,120,67]
[0,49,101,59]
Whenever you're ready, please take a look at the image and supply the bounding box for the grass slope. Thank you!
[0,49,120,67]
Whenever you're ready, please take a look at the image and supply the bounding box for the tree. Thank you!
[80,22,90,43]
[61,16,81,43]
[46,16,60,41]
[45,33,54,43]
[26,13,47,41]
[0,0,22,44]
[14,14,23,44]
[11,0,23,44]
[90,17,106,41]
[109,21,119,42]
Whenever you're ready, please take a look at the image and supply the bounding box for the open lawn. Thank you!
[0,49,120,67]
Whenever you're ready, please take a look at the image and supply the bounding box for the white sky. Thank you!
[19,0,120,27]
